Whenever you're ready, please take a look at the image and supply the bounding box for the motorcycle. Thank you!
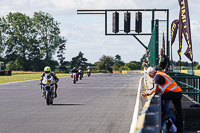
[78,69,83,80]
[87,69,91,77]
[41,74,56,105]
[71,72,78,84]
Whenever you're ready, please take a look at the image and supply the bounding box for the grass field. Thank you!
[0,73,70,84]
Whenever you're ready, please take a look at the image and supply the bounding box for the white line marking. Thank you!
[0,76,67,85]
[0,79,39,85]
[129,76,143,133]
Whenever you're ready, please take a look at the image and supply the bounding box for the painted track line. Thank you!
[0,76,68,85]
[129,76,143,133]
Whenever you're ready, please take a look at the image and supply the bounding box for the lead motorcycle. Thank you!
[41,74,56,105]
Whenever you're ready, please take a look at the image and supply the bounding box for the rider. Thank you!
[40,66,59,97]
[71,67,78,73]
[78,66,83,78]
[87,66,91,72]
[71,67,78,80]
[78,66,83,71]
[86,66,91,76]
[78,66,83,73]
[87,66,91,70]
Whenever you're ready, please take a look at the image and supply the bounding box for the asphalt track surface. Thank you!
[0,73,142,133]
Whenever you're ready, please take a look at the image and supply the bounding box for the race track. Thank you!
[0,73,142,133]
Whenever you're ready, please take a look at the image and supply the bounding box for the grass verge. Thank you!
[0,73,70,84]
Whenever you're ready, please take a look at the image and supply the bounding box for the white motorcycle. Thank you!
[71,72,78,84]
[41,74,56,105]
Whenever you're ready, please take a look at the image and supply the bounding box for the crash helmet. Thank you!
[44,66,51,73]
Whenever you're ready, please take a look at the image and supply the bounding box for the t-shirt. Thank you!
[154,74,165,85]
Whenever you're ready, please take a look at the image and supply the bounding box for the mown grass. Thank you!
[0,73,70,84]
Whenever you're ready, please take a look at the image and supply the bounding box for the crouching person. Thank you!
[141,67,183,133]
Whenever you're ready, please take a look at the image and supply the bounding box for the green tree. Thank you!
[57,37,66,65]
[95,55,114,73]
[33,11,67,66]
[0,11,67,71]
[113,63,121,71]
[71,52,88,69]
[6,58,23,70]
[125,61,141,70]
[112,55,125,71]
[0,17,7,60]
[113,61,125,71]
[119,66,130,73]
[4,12,36,70]
[125,62,137,70]
[114,54,121,62]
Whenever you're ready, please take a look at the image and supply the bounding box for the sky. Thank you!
[0,0,200,64]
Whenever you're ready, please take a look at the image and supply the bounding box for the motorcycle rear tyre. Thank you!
[73,77,76,84]
[87,73,90,77]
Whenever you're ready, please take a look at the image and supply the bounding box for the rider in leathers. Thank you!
[71,67,78,80]
[78,66,83,78]
[40,66,59,97]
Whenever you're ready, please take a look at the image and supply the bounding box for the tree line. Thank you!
[0,11,66,71]
[62,52,142,73]
[0,11,150,73]
[94,54,142,73]
[171,60,198,66]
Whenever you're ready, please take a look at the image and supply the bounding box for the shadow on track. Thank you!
[52,103,84,106]
[74,82,89,84]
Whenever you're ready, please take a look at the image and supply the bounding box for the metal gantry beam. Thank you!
[77,9,169,51]
[77,9,169,12]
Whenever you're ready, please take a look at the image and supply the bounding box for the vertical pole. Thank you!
[155,19,159,66]
[195,78,197,101]
[199,79,200,102]
[192,61,194,75]
[167,10,170,59]
[151,10,155,32]
[193,77,195,101]
[170,40,173,72]
[105,11,107,35]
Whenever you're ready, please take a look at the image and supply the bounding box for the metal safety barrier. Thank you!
[168,72,200,103]
[135,94,161,133]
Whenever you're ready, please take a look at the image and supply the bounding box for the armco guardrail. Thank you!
[168,72,200,103]
[135,94,161,133]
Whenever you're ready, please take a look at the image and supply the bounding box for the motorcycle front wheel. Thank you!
[46,91,52,105]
